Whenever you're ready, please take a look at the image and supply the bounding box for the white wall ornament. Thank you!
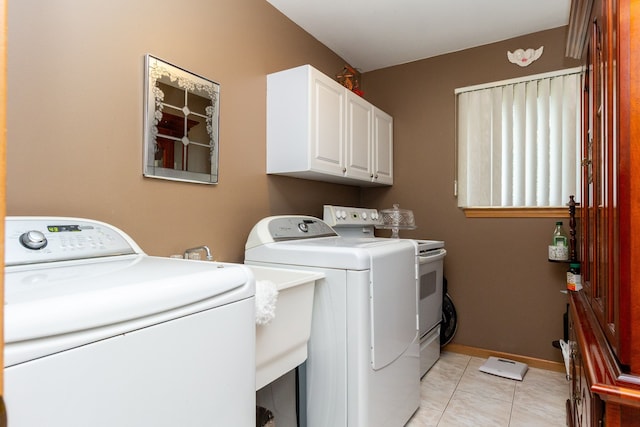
[507,46,544,67]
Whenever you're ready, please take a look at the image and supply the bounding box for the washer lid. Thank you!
[5,256,254,346]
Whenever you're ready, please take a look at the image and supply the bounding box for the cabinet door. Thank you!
[574,345,591,427]
[373,108,393,185]
[310,70,346,176]
[581,0,624,361]
[345,91,373,181]
[568,310,604,427]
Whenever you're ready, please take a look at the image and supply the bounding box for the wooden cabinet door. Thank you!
[1,0,7,421]
[570,1,640,422]
[581,0,623,361]
[569,313,589,427]
[568,306,604,427]
[619,0,640,375]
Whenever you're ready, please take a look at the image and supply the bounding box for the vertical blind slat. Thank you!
[491,87,503,206]
[537,78,551,206]
[501,86,513,206]
[512,82,526,206]
[549,77,563,206]
[525,81,538,206]
[457,92,469,204]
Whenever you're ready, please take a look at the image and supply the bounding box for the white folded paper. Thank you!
[559,339,571,380]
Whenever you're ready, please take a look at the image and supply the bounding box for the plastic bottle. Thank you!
[567,263,582,291]
[549,221,569,261]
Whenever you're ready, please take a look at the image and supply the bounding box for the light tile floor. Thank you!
[406,351,568,427]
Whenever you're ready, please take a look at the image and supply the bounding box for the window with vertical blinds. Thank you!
[456,68,582,209]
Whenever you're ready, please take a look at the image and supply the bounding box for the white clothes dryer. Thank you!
[4,217,256,427]
[245,216,419,427]
[323,205,446,378]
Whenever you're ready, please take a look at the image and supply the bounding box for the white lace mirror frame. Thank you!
[143,54,220,184]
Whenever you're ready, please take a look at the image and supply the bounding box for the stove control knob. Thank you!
[19,230,48,250]
[361,212,368,220]
[298,222,309,233]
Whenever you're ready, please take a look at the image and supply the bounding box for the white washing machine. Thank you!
[324,205,446,378]
[4,216,256,427]
[245,215,419,427]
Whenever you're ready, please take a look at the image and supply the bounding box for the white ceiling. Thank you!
[267,0,572,72]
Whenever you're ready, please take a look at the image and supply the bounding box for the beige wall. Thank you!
[361,27,582,361]
[7,0,360,262]
[7,1,580,362]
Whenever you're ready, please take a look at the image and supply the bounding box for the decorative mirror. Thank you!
[143,54,220,184]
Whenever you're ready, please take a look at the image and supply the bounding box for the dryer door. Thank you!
[369,243,417,370]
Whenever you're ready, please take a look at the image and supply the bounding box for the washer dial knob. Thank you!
[20,230,48,250]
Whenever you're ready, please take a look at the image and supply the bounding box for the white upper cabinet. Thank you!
[266,65,393,186]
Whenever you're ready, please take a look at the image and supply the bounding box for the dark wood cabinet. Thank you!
[568,292,640,426]
[568,294,605,427]
[566,0,640,425]
[581,0,619,358]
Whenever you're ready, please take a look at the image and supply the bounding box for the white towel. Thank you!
[255,280,279,325]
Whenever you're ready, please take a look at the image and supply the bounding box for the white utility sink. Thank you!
[246,265,324,390]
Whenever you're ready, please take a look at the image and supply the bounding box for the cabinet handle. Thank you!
[573,392,581,405]
[342,167,347,173]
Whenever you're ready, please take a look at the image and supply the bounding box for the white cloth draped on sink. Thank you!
[255,280,278,325]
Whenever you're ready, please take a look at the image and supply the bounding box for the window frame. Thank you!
[455,67,584,218]
[462,207,570,218]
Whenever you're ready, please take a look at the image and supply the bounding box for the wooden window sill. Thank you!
[462,207,575,218]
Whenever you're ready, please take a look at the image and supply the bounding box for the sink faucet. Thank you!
[183,245,214,261]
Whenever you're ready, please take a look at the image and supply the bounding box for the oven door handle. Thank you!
[418,248,447,263]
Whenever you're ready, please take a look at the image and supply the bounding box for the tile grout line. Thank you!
[436,355,473,426]
[507,379,518,427]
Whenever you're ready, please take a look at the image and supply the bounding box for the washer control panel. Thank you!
[5,217,140,266]
[267,216,336,241]
[323,205,382,227]
[245,215,338,249]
